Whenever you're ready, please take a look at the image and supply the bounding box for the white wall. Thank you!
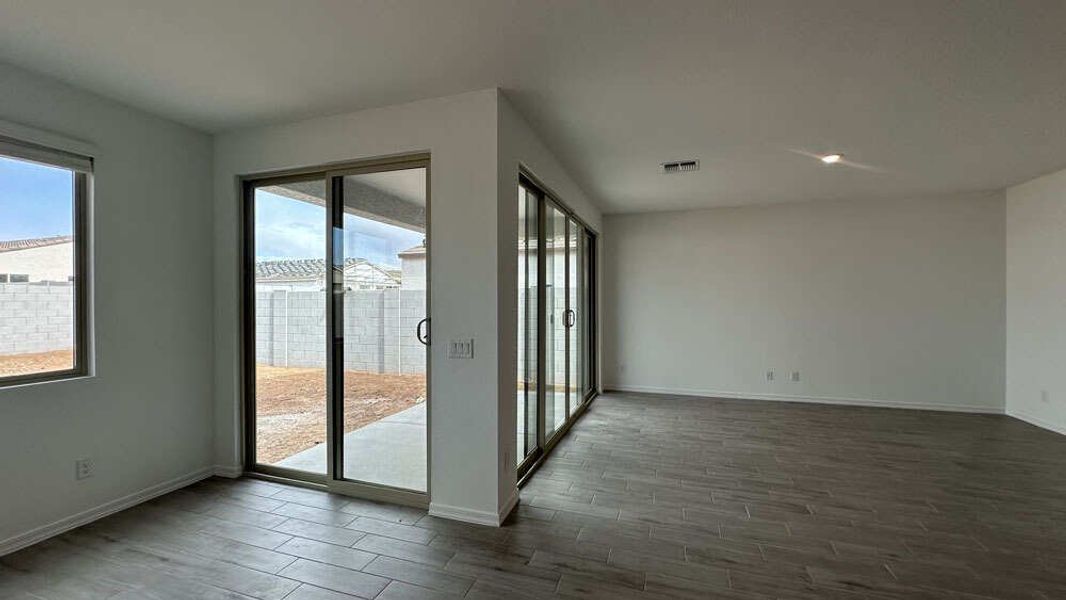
[604,192,1005,412]
[496,93,602,503]
[0,242,72,282]
[214,90,512,522]
[0,63,215,550]
[1006,168,1066,433]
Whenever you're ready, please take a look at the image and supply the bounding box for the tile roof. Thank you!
[255,258,329,280]
[0,235,74,253]
[255,257,401,286]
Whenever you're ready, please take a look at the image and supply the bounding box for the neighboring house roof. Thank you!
[397,244,426,258]
[255,257,401,287]
[0,235,73,253]
[255,258,325,281]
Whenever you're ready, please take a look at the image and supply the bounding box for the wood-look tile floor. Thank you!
[4,392,1066,599]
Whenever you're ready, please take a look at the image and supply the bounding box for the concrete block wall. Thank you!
[344,290,386,372]
[397,289,427,374]
[254,289,426,374]
[0,282,74,356]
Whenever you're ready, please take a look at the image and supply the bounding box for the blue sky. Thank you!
[0,155,73,241]
[254,190,423,267]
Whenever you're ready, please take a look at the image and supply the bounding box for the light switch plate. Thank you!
[448,338,474,359]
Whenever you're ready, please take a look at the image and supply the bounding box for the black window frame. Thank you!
[0,137,91,388]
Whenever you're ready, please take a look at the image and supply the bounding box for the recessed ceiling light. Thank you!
[820,153,843,164]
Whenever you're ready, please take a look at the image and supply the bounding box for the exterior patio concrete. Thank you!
[277,402,426,492]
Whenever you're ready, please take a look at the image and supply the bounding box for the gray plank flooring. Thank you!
[4,391,1066,599]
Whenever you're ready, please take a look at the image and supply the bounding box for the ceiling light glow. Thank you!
[820,153,843,164]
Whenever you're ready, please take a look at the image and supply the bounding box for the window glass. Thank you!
[0,150,86,383]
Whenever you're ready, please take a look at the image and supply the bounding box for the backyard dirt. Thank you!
[0,349,73,377]
[255,364,425,464]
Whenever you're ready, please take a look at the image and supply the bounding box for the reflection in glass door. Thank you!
[333,165,429,493]
[567,217,581,417]
[517,185,539,465]
[545,202,568,438]
[249,178,328,476]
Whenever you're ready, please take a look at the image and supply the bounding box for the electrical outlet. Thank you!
[75,458,94,480]
[790,371,800,382]
[766,370,774,382]
[1041,390,1050,404]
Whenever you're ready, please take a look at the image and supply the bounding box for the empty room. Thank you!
[1,1,1065,599]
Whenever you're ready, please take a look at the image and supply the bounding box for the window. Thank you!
[0,136,90,385]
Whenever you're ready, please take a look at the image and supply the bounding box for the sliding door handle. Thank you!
[416,317,430,345]
[565,309,576,328]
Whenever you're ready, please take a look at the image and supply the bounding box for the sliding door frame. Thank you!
[584,228,598,400]
[516,171,599,483]
[325,156,431,507]
[241,171,330,487]
[516,183,540,468]
[240,152,432,508]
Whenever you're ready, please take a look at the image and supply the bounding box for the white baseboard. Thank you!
[1007,408,1066,436]
[213,464,243,478]
[428,502,500,527]
[604,384,1005,415]
[430,489,520,527]
[0,466,215,557]
[499,488,520,524]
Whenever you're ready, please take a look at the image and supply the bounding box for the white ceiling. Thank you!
[350,170,427,207]
[2,1,1065,213]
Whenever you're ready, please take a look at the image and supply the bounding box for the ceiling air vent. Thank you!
[660,159,699,174]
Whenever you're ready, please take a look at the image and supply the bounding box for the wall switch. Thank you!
[1041,390,1050,404]
[790,371,800,382]
[75,458,94,480]
[766,370,774,382]
[448,338,474,359]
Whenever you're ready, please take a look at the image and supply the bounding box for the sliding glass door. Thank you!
[333,165,428,494]
[545,202,568,438]
[567,215,582,418]
[517,186,539,465]
[244,156,430,505]
[517,176,597,477]
[250,178,329,475]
